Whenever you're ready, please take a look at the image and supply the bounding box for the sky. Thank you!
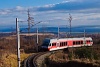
[0,0,100,28]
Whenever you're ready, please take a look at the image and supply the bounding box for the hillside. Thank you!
[0,33,100,67]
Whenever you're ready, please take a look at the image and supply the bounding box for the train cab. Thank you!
[41,38,51,51]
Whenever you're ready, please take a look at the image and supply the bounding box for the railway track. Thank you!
[24,52,50,67]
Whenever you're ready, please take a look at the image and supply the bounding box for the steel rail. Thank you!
[24,52,49,67]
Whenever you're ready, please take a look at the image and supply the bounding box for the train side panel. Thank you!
[41,37,93,51]
[67,40,73,47]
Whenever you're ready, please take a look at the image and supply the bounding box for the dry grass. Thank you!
[49,51,68,62]
[0,53,32,67]
[47,50,100,67]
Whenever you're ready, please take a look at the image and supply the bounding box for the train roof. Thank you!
[44,37,92,43]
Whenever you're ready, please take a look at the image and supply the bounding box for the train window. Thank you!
[62,42,63,46]
[77,41,79,45]
[78,41,81,45]
[49,44,51,46]
[64,42,65,46]
[63,42,65,46]
[86,40,88,42]
[60,42,67,46]
[61,42,63,46]
[73,41,83,45]
[89,40,90,42]
[60,42,61,46]
[75,41,80,45]
[60,42,63,46]
[86,40,90,43]
[90,40,93,42]
[88,40,90,42]
[66,42,67,46]
[64,42,66,46]
[52,43,56,46]
[76,41,78,45]
[79,41,80,44]
[76,41,77,45]
[81,41,83,44]
[73,41,75,45]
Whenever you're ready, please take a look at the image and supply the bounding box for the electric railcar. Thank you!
[41,37,93,51]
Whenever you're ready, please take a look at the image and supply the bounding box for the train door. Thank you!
[56,42,60,48]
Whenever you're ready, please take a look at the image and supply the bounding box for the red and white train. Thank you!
[41,37,93,51]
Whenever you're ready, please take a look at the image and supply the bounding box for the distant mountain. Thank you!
[0,25,100,33]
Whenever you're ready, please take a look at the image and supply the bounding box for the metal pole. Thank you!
[16,18,20,67]
[84,29,86,46]
[27,9,31,34]
[58,26,59,39]
[36,27,38,52]
[84,29,85,38]
[69,13,72,36]
[70,20,71,35]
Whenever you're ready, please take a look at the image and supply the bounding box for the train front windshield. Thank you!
[42,39,50,46]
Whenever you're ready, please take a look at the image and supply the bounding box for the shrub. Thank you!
[74,47,100,60]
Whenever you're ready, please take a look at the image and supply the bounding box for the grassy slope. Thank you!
[0,53,32,67]
[47,47,100,67]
